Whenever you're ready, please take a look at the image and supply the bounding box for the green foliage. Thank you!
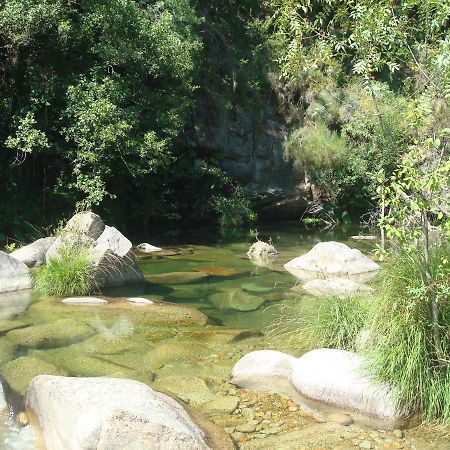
[364,249,450,423]
[33,246,95,297]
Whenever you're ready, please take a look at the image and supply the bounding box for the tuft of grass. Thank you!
[33,246,96,296]
[268,292,369,352]
[363,246,450,424]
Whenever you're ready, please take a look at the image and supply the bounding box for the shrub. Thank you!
[33,246,96,296]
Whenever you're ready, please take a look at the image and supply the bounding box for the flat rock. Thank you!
[152,375,214,406]
[209,289,265,312]
[126,297,153,304]
[136,243,162,253]
[350,235,377,241]
[62,297,108,304]
[10,237,56,267]
[7,318,94,348]
[201,395,239,414]
[302,278,373,298]
[1,357,67,395]
[146,271,209,285]
[0,251,32,293]
[284,242,380,277]
[25,376,212,450]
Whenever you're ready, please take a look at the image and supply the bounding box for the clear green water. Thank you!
[0,223,376,448]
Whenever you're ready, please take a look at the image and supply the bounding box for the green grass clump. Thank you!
[268,292,369,352]
[363,247,450,424]
[33,246,96,296]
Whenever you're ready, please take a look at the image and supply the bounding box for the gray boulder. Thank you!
[11,237,56,268]
[46,212,105,262]
[26,375,211,450]
[0,251,32,293]
[284,242,380,278]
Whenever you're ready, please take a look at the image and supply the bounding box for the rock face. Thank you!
[284,242,380,278]
[45,213,143,289]
[302,278,373,298]
[0,251,32,293]
[11,237,56,268]
[25,375,212,450]
[231,349,411,430]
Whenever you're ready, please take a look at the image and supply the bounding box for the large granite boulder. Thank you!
[11,237,56,268]
[0,251,32,293]
[232,349,411,430]
[247,241,277,258]
[284,242,380,279]
[25,376,213,450]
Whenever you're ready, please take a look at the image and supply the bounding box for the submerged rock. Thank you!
[136,243,162,253]
[209,289,265,312]
[0,251,32,293]
[284,242,380,278]
[1,357,67,395]
[146,271,209,285]
[193,266,242,277]
[143,342,209,370]
[25,375,214,450]
[232,348,412,430]
[6,318,94,348]
[301,278,373,298]
[11,237,56,268]
[152,375,214,406]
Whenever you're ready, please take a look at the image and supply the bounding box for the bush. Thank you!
[363,247,450,423]
[33,246,96,296]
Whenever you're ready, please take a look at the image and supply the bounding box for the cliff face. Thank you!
[182,91,310,219]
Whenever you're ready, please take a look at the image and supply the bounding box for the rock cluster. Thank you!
[231,348,412,430]
[46,212,144,288]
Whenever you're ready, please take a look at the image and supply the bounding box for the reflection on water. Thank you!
[0,223,375,447]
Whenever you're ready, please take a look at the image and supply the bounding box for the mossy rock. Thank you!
[193,266,244,277]
[142,341,210,370]
[77,334,145,356]
[31,348,154,385]
[0,319,29,334]
[209,289,265,312]
[26,298,208,327]
[6,318,94,348]
[241,282,274,294]
[182,327,261,345]
[1,356,68,395]
[0,337,17,367]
